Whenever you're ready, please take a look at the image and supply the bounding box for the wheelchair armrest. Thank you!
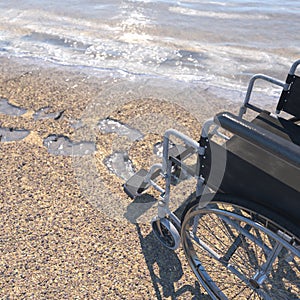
[239,74,287,117]
[214,112,300,167]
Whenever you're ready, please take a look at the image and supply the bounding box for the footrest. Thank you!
[124,169,151,199]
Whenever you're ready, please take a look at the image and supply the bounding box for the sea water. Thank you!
[1,1,299,222]
[0,0,299,101]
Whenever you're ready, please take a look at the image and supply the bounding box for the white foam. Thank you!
[169,7,270,20]
[0,1,298,103]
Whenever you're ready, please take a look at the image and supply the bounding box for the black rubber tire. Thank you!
[151,217,180,250]
[181,193,300,299]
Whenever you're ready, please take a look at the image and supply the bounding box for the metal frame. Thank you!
[239,59,300,117]
[148,121,218,229]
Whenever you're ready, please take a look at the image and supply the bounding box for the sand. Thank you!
[0,56,235,299]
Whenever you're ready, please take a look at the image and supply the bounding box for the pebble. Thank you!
[0,56,234,299]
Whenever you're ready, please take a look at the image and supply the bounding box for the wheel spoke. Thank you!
[190,211,266,273]
[181,197,300,299]
[187,229,258,287]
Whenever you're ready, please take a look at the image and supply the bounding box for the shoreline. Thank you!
[0,55,233,298]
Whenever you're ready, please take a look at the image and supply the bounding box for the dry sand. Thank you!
[0,56,235,299]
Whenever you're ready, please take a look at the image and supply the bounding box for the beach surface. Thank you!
[0,56,236,299]
[1,0,299,297]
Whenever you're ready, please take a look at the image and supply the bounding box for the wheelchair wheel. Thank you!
[151,217,180,250]
[181,194,300,299]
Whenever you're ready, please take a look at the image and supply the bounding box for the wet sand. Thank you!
[0,56,235,299]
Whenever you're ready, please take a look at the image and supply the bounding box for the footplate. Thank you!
[124,168,162,199]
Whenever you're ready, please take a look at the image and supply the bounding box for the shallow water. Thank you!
[0,127,30,142]
[0,0,299,100]
[103,151,136,181]
[0,98,27,116]
[43,134,96,156]
[98,118,144,141]
[33,107,64,120]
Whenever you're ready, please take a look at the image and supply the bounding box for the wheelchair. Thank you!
[124,60,300,299]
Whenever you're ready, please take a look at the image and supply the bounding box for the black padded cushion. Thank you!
[254,111,300,146]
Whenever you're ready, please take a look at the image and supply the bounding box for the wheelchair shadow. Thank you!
[124,195,209,300]
[135,224,207,299]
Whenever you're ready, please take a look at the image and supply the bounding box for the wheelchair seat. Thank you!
[254,111,300,145]
[211,112,300,237]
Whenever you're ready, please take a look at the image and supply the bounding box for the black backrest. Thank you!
[277,74,300,118]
